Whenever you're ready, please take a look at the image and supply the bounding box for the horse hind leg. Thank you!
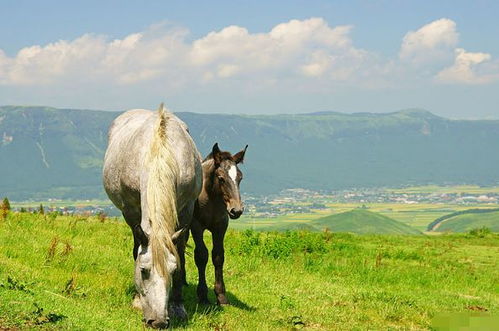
[169,204,194,320]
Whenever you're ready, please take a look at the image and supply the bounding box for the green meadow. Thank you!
[1,212,498,330]
[434,211,499,233]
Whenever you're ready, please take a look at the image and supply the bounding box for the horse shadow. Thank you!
[182,282,256,313]
[171,283,256,328]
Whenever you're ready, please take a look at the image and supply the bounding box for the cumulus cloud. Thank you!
[436,48,499,84]
[0,16,497,102]
[399,18,458,64]
[0,26,190,86]
[0,18,377,89]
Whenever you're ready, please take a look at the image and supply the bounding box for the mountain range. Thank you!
[1,105,499,200]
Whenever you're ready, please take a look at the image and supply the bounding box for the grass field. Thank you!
[1,212,498,330]
[385,185,499,194]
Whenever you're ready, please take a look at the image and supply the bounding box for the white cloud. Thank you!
[0,18,374,89]
[436,48,498,84]
[400,18,458,64]
[0,16,497,107]
[189,18,364,81]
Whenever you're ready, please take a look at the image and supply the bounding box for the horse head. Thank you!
[211,143,248,219]
[134,225,184,328]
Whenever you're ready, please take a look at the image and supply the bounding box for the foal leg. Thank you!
[212,222,229,305]
[192,222,210,304]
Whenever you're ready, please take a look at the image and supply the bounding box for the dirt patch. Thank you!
[466,305,488,312]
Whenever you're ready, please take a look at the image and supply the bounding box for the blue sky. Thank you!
[1,0,498,118]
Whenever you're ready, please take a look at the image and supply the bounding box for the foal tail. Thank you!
[146,103,180,281]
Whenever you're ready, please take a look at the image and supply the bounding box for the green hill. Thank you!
[311,209,422,235]
[3,105,499,199]
[246,209,423,234]
[433,211,499,232]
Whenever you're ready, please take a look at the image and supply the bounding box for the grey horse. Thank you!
[103,104,202,329]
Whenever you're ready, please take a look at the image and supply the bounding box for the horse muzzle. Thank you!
[145,318,169,329]
[228,206,243,219]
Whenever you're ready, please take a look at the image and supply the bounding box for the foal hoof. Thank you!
[216,296,229,306]
[169,303,187,321]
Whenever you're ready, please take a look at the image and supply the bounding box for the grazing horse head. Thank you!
[134,226,183,329]
[210,143,248,219]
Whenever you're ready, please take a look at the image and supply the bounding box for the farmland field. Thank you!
[234,202,498,232]
[1,212,498,330]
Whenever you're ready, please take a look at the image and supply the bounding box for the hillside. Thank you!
[0,212,497,329]
[2,106,499,199]
[236,209,422,234]
[433,211,499,232]
[311,209,422,234]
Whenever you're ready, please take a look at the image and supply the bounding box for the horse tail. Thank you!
[145,103,180,282]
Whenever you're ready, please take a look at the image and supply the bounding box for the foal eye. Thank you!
[218,176,225,182]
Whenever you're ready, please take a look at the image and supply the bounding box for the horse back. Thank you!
[103,109,202,213]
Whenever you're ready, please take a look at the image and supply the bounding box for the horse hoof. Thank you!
[198,298,211,305]
[169,303,187,320]
[132,294,142,310]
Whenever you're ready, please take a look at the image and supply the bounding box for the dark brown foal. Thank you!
[191,143,247,305]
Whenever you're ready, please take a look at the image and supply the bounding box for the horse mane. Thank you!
[145,103,180,283]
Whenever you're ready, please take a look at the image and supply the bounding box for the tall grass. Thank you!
[0,213,498,329]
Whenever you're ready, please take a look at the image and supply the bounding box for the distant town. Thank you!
[12,187,499,219]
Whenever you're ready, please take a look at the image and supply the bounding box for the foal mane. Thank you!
[203,151,232,163]
[145,103,180,283]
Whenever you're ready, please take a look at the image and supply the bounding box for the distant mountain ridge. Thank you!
[1,105,499,200]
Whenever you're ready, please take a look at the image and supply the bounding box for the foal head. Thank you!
[209,143,247,219]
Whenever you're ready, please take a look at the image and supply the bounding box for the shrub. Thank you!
[468,227,491,238]
[97,211,107,223]
[234,229,261,255]
[2,197,11,211]
[0,204,7,220]
[261,234,294,259]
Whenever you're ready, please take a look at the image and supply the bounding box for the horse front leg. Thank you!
[192,222,210,304]
[170,230,188,320]
[212,224,228,305]
[181,229,189,286]
[122,208,143,310]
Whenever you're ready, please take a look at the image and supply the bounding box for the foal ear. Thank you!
[233,145,248,164]
[212,143,222,167]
